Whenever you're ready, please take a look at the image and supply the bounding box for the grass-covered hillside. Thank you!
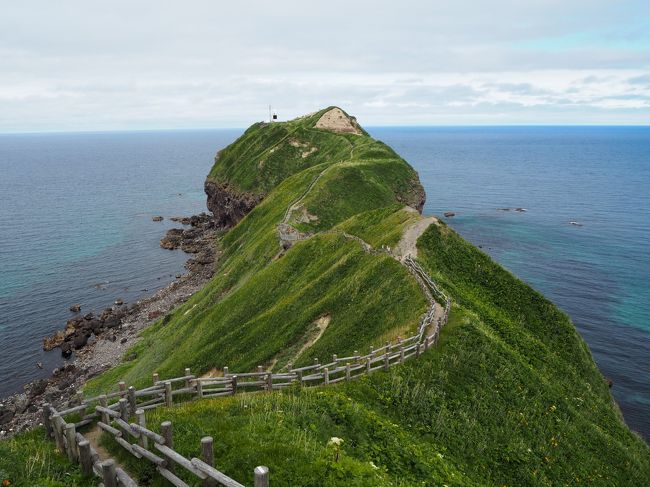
[9,107,646,486]
[85,107,428,394]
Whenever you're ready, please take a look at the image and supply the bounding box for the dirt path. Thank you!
[293,314,331,363]
[394,212,439,261]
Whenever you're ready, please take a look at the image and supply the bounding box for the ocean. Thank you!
[0,126,648,441]
[369,126,650,441]
[0,130,239,396]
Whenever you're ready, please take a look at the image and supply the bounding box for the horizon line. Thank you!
[2,122,650,136]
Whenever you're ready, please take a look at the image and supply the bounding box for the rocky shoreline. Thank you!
[0,212,219,438]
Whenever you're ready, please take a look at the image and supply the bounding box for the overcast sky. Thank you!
[1,1,649,131]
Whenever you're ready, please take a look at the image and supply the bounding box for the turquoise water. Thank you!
[370,126,650,440]
[0,127,648,441]
[0,130,239,393]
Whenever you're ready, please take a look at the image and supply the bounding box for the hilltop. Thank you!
[2,107,648,486]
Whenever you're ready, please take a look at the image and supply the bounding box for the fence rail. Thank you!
[44,257,450,487]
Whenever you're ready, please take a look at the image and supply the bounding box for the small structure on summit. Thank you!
[315,107,362,134]
[268,105,278,122]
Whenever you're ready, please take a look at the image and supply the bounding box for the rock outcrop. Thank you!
[204,179,263,228]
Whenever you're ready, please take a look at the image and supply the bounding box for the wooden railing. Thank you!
[43,258,450,487]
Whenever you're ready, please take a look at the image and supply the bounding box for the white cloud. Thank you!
[0,1,649,131]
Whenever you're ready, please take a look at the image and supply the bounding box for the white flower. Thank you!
[369,461,378,470]
[328,437,343,446]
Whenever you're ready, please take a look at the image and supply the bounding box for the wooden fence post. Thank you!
[322,368,329,385]
[254,465,270,487]
[424,336,430,351]
[416,342,421,358]
[332,354,337,363]
[366,357,371,374]
[287,363,292,372]
[369,345,374,356]
[313,357,319,366]
[223,366,229,377]
[384,352,389,371]
[345,363,351,381]
[42,403,53,438]
[118,381,126,396]
[136,409,148,449]
[99,395,109,424]
[119,398,129,422]
[161,421,174,473]
[64,423,77,462]
[128,386,137,414]
[399,345,405,364]
[51,413,64,452]
[196,379,203,398]
[257,365,264,374]
[102,459,117,487]
[78,439,92,476]
[164,381,173,407]
[354,350,359,361]
[201,436,215,487]
[297,370,303,386]
[185,368,192,389]
[266,373,273,392]
[153,372,159,384]
[231,375,238,395]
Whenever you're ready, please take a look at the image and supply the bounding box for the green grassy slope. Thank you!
[84,108,428,395]
[0,428,95,487]
[37,107,648,485]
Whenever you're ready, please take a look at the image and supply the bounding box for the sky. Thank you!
[1,0,649,132]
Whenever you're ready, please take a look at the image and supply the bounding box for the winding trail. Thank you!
[275,146,446,344]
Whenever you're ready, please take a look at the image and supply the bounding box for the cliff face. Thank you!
[204,179,263,228]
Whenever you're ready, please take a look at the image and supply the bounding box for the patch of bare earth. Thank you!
[294,314,331,361]
[314,108,362,135]
[394,209,439,260]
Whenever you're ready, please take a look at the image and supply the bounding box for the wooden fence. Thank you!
[43,258,450,487]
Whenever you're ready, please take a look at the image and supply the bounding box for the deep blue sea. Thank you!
[0,130,239,396]
[0,127,648,442]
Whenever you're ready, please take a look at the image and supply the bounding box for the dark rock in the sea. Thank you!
[88,318,102,334]
[43,331,65,351]
[171,216,192,225]
[189,212,212,228]
[444,212,456,218]
[60,342,73,358]
[114,298,123,306]
[498,208,511,211]
[160,228,184,249]
[69,303,81,312]
[205,179,264,228]
[100,308,112,320]
[514,208,527,212]
[104,315,121,329]
[152,216,164,222]
[73,333,89,350]
[83,312,94,321]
